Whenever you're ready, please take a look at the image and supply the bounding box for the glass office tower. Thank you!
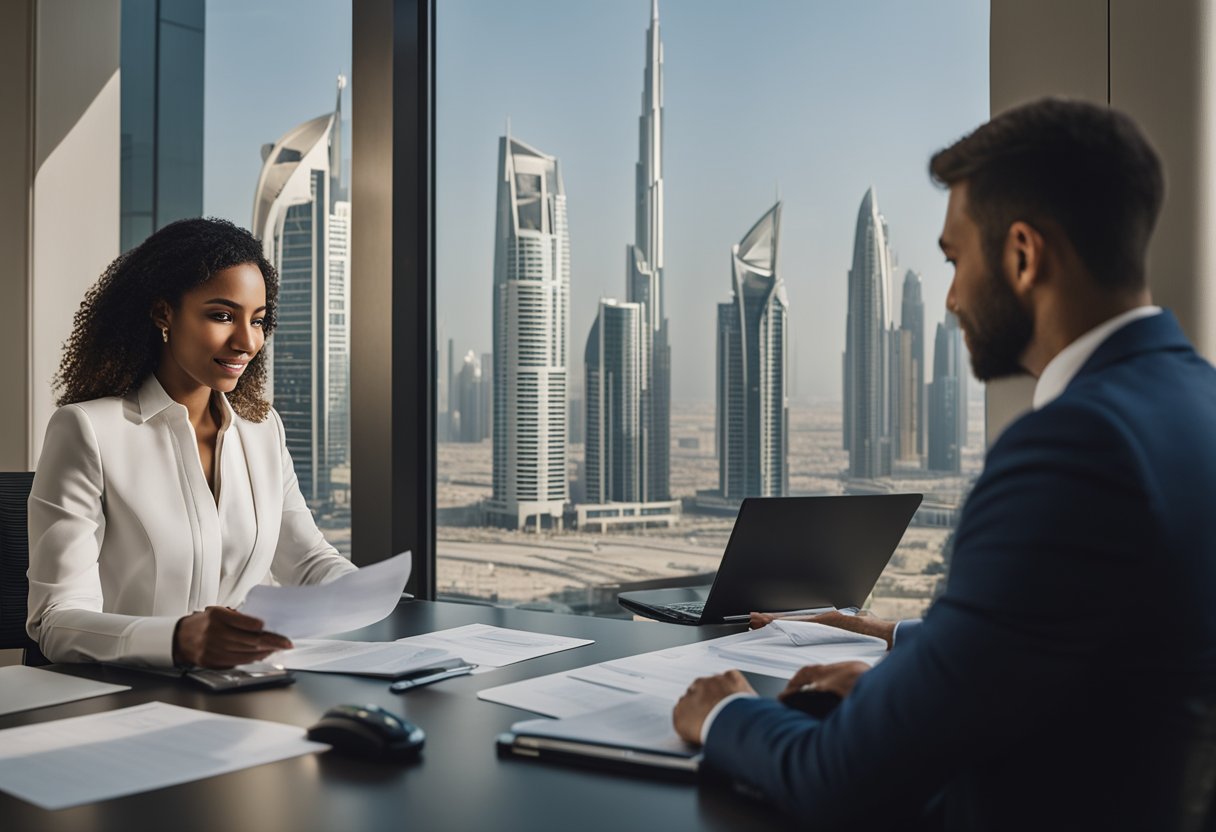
[251,78,351,506]
[120,0,204,252]
[585,299,643,504]
[928,312,968,473]
[487,135,570,530]
[716,201,789,499]
[843,186,895,479]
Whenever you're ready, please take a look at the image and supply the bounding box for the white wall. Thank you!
[28,0,121,465]
[986,0,1215,443]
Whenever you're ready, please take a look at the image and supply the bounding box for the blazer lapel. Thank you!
[1072,309,1193,383]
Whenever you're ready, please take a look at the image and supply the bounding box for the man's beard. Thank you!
[958,256,1034,382]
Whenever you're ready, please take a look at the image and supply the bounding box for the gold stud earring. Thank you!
[161,327,169,343]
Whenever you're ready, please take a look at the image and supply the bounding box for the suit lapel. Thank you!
[1072,309,1192,384]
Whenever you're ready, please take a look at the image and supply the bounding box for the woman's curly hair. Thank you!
[54,217,279,422]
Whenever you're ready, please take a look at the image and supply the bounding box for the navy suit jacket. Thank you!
[704,311,1216,831]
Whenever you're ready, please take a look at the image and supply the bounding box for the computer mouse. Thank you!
[307,704,425,761]
[781,687,842,719]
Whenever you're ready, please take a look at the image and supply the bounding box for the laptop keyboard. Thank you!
[665,601,705,616]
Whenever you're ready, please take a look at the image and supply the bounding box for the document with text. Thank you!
[270,639,459,677]
[478,619,887,718]
[0,702,328,810]
[397,624,593,672]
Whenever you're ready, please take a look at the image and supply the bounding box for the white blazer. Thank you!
[26,375,356,666]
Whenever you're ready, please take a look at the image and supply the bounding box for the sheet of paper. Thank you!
[271,639,457,677]
[511,695,697,757]
[477,673,638,718]
[480,622,888,717]
[397,623,592,670]
[0,667,130,716]
[239,550,412,638]
[0,701,328,810]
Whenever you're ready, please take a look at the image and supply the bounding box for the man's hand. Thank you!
[779,661,871,700]
[173,606,293,669]
[749,609,897,648]
[672,669,756,745]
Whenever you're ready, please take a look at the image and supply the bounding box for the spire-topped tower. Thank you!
[625,0,671,501]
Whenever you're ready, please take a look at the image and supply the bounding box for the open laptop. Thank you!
[617,494,923,625]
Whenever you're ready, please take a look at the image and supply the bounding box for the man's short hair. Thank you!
[929,98,1164,290]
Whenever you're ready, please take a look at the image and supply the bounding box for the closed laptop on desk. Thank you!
[617,494,922,625]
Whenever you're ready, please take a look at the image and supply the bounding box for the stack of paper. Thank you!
[271,640,458,678]
[0,702,328,810]
[268,623,594,678]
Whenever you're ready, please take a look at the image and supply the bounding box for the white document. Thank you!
[477,673,639,718]
[0,667,130,716]
[0,701,328,810]
[480,620,888,718]
[272,639,457,677]
[511,695,697,757]
[240,550,412,638]
[397,624,592,671]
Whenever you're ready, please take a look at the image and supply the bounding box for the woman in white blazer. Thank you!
[27,218,357,668]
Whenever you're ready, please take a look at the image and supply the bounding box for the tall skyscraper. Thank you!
[585,300,642,503]
[716,202,789,499]
[120,0,204,252]
[928,312,968,473]
[487,136,570,529]
[843,187,894,479]
[626,0,671,502]
[453,350,486,443]
[896,269,925,462]
[891,326,918,464]
[252,77,350,505]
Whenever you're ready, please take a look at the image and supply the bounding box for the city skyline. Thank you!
[435,0,989,403]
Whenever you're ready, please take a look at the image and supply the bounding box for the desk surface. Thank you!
[1,601,785,832]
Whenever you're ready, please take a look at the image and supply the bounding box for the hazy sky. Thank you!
[204,0,989,403]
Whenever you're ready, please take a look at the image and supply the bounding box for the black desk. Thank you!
[1,601,785,832]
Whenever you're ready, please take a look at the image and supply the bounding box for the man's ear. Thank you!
[1003,220,1045,300]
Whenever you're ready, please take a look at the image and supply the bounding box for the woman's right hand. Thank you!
[172,606,293,668]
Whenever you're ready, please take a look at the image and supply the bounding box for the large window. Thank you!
[435,0,988,617]
[121,0,354,554]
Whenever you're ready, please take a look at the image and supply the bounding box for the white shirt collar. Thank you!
[135,373,236,429]
[1032,306,1162,410]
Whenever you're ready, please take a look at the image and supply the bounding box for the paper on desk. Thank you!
[511,695,697,757]
[240,550,412,638]
[479,622,888,718]
[478,672,639,718]
[273,639,457,677]
[397,623,592,672]
[0,667,130,717]
[0,701,328,810]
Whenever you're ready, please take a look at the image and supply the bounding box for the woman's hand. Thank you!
[173,606,293,669]
[749,609,897,648]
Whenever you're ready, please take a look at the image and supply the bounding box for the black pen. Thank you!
[389,664,477,693]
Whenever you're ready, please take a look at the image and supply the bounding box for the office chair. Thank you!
[0,472,49,666]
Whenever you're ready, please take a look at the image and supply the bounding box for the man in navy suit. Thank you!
[673,98,1216,830]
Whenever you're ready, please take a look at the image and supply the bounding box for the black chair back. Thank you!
[0,472,48,665]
